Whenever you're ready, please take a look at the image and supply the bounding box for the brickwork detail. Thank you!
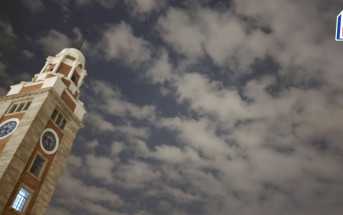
[20,84,43,94]
[56,63,72,77]
[61,91,76,111]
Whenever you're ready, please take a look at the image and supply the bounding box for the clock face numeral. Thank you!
[40,129,59,154]
[0,121,17,138]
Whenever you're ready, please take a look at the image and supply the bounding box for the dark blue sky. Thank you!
[1,0,343,214]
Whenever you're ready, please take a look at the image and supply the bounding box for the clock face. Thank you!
[0,120,18,138]
[40,129,59,154]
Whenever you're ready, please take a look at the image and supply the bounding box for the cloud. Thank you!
[75,0,120,8]
[0,61,31,95]
[114,160,161,189]
[159,117,230,158]
[151,145,201,164]
[157,8,206,58]
[145,48,173,84]
[0,21,16,46]
[37,29,72,54]
[21,0,45,14]
[174,72,250,122]
[233,0,343,90]
[98,22,152,66]
[125,0,167,17]
[87,79,156,120]
[0,62,8,95]
[85,154,115,183]
[157,7,268,71]
[84,113,116,133]
[46,1,343,214]
[21,50,35,58]
[48,156,125,215]
[111,141,124,155]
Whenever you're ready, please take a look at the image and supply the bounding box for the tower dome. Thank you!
[58,48,85,68]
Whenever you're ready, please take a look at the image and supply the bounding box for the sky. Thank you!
[1,0,343,214]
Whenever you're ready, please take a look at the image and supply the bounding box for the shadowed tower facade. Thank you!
[0,48,87,214]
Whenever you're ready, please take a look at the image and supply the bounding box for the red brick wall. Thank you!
[0,113,25,154]
[46,73,56,78]
[20,84,43,93]
[66,55,76,61]
[61,78,71,87]
[56,63,71,77]
[61,91,76,111]
[2,120,64,215]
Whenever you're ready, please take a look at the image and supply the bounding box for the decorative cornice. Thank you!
[0,88,50,102]
[0,87,84,128]
[49,88,85,129]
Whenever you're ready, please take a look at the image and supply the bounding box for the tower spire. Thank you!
[76,31,88,50]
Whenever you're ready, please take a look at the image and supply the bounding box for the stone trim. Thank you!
[0,88,84,128]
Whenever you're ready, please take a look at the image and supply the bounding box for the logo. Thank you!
[336,10,343,41]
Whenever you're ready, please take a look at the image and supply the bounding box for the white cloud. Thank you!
[87,139,100,149]
[67,155,83,168]
[115,123,151,139]
[21,50,35,58]
[75,0,119,8]
[0,21,16,45]
[21,0,45,14]
[157,8,206,58]
[151,145,201,164]
[111,141,124,155]
[88,79,156,120]
[85,154,115,183]
[174,73,250,122]
[0,60,31,95]
[114,160,161,189]
[46,1,343,214]
[146,48,173,84]
[157,7,268,71]
[98,22,151,66]
[154,67,343,214]
[234,0,343,90]
[125,0,167,17]
[92,0,119,8]
[47,154,125,214]
[160,117,230,158]
[50,167,124,213]
[38,29,72,54]
[84,112,116,133]
[0,62,9,95]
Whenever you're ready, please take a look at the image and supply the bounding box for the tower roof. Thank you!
[58,48,85,68]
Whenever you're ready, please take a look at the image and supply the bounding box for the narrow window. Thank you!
[29,156,45,177]
[16,103,25,112]
[23,101,31,111]
[60,119,67,130]
[51,110,58,120]
[8,104,18,114]
[11,188,30,212]
[71,75,77,85]
[56,115,62,125]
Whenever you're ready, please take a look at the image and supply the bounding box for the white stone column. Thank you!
[68,60,78,79]
[52,55,65,74]
[76,70,85,88]
[39,58,50,73]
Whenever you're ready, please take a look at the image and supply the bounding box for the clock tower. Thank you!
[0,48,87,214]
